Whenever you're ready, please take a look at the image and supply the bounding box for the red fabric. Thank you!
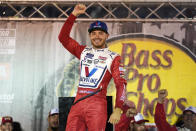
[1,116,13,124]
[122,104,131,114]
[111,56,127,109]
[115,114,132,131]
[154,103,177,131]
[66,95,107,131]
[58,14,86,59]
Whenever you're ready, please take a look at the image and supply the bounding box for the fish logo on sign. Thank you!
[85,67,98,77]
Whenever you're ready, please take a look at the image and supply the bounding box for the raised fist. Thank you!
[72,4,86,17]
[157,89,168,104]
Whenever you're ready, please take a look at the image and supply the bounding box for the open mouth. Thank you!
[93,39,102,44]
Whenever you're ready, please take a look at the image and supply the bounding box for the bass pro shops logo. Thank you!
[107,33,196,124]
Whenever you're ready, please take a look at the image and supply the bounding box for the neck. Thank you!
[93,45,107,49]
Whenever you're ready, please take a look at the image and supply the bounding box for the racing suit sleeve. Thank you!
[58,13,86,59]
[111,56,127,109]
[154,103,177,131]
[115,113,131,131]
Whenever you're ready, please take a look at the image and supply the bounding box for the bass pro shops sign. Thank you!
[107,34,196,124]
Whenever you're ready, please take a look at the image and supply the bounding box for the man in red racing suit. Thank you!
[58,4,127,131]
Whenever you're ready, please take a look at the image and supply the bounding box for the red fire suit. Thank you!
[115,103,132,131]
[115,113,132,131]
[58,14,127,131]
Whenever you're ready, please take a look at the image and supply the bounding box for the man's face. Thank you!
[48,114,59,129]
[183,111,196,129]
[1,122,13,131]
[89,30,109,49]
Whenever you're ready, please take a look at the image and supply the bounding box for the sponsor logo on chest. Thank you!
[98,56,107,64]
[79,53,108,88]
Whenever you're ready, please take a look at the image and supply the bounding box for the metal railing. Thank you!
[0,1,196,22]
